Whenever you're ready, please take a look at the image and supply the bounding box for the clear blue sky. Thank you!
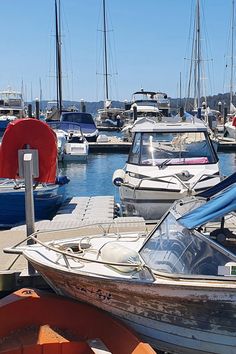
[0,0,233,103]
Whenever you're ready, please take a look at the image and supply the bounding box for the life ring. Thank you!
[0,118,58,183]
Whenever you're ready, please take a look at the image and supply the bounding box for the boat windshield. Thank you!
[128,131,217,165]
[139,212,236,277]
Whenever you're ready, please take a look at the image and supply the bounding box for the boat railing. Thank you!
[131,172,219,195]
[3,222,155,278]
[4,218,149,252]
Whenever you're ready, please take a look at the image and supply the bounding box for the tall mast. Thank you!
[196,0,201,117]
[39,78,42,112]
[103,0,109,102]
[55,0,62,114]
[230,0,235,110]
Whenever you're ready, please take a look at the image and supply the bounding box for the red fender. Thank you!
[0,119,57,183]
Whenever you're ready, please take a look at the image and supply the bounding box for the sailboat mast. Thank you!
[196,0,201,117]
[230,0,235,110]
[55,0,62,114]
[103,0,109,102]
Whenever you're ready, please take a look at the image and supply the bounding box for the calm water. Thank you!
[59,151,236,202]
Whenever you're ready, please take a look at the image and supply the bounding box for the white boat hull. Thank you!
[120,174,220,220]
[224,122,236,139]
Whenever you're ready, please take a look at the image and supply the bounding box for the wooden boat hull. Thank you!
[29,259,236,354]
[0,288,155,354]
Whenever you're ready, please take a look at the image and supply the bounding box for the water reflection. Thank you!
[59,153,127,200]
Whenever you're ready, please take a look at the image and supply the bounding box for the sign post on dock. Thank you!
[18,149,39,274]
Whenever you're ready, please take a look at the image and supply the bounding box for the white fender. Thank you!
[112,169,125,187]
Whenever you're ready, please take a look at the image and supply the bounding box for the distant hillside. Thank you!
[170,93,230,113]
[32,100,125,116]
[29,93,231,115]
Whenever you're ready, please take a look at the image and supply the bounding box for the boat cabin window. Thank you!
[139,213,236,277]
[128,131,217,166]
[129,133,141,164]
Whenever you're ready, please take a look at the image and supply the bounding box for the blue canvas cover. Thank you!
[197,172,236,198]
[178,184,236,229]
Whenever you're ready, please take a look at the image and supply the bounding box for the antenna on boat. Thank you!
[55,0,63,114]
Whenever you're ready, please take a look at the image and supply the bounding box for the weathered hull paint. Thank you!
[31,260,236,354]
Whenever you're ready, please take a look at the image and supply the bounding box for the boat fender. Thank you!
[112,169,125,187]
[55,175,70,185]
[100,242,141,272]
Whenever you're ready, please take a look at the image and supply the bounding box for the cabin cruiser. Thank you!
[0,89,25,130]
[47,121,89,161]
[113,115,220,220]
[60,112,99,142]
[122,90,170,141]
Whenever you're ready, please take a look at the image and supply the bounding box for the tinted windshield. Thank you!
[128,131,217,165]
[61,113,94,124]
[140,213,236,276]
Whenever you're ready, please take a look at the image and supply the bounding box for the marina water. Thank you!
[59,151,236,202]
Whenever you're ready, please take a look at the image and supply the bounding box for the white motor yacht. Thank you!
[113,115,220,220]
[122,90,170,141]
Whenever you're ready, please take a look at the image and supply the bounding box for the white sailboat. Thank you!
[224,0,236,139]
[95,0,124,128]
[46,0,63,122]
[185,0,218,132]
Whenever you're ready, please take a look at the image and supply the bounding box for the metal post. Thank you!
[35,98,40,119]
[28,104,32,118]
[23,153,36,274]
[24,153,35,237]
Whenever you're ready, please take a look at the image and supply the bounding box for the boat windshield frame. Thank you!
[139,210,236,279]
[128,130,218,166]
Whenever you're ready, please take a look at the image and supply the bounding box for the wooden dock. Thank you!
[89,136,131,153]
[217,136,236,151]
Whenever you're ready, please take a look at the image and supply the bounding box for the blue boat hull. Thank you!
[0,184,65,228]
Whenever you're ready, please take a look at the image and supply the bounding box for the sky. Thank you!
[0,0,234,103]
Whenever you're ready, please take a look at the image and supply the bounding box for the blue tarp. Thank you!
[178,184,236,229]
[197,172,236,198]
